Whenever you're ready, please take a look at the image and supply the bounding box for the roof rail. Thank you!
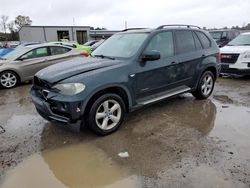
[156,24,201,30]
[122,28,148,32]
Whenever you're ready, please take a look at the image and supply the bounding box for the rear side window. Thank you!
[50,46,71,55]
[145,31,174,58]
[196,31,211,49]
[192,32,203,50]
[175,30,196,54]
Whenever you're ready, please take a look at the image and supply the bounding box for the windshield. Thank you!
[2,47,30,60]
[92,33,148,58]
[228,34,250,46]
[209,31,222,40]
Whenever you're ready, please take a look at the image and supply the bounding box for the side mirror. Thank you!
[17,57,28,61]
[141,50,161,62]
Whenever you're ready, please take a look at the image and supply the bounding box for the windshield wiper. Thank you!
[241,44,250,46]
[93,54,115,60]
[226,44,235,46]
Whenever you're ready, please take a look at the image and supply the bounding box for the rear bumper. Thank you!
[221,64,250,75]
[30,89,83,132]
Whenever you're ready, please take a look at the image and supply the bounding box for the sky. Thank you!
[0,0,250,30]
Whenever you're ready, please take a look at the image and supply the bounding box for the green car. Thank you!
[49,41,92,54]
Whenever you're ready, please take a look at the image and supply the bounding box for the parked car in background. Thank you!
[83,40,99,46]
[0,44,84,88]
[90,39,105,51]
[0,48,14,57]
[220,32,250,76]
[31,25,220,135]
[209,29,240,47]
[5,41,20,48]
[16,42,45,49]
[50,41,91,55]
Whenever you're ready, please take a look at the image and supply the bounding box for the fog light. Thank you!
[76,107,81,112]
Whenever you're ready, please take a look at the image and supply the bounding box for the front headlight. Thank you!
[52,83,85,95]
[243,51,250,59]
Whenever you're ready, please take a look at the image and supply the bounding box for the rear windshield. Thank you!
[209,31,222,40]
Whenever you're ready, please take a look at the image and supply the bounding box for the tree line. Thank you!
[0,15,32,41]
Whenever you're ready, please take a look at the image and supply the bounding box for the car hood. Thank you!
[220,45,250,53]
[36,57,124,84]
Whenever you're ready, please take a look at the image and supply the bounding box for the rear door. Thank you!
[174,30,204,88]
[47,46,74,65]
[136,31,178,99]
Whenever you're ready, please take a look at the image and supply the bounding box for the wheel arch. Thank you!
[83,85,132,116]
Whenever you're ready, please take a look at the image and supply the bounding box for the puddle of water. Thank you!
[1,143,140,188]
[210,102,250,160]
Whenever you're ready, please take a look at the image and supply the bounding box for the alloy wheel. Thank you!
[0,72,17,88]
[201,74,213,96]
[95,99,122,130]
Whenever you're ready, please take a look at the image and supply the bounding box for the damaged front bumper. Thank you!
[30,88,84,132]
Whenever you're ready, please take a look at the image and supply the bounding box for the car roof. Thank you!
[24,43,73,49]
[241,32,250,35]
[118,27,204,34]
[209,29,238,32]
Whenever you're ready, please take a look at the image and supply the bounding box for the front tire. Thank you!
[88,93,125,135]
[0,71,19,89]
[192,71,215,100]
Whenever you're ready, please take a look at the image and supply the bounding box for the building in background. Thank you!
[19,26,120,44]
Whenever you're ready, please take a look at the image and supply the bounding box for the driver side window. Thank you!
[145,32,174,58]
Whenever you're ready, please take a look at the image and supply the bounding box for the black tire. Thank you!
[192,71,215,100]
[0,71,19,89]
[88,93,126,135]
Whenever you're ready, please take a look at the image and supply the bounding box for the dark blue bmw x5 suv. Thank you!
[30,25,221,135]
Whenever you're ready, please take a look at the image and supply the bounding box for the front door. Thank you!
[135,31,179,99]
[18,47,52,80]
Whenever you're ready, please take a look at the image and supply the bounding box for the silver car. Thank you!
[0,44,82,88]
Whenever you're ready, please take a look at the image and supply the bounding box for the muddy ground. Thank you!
[0,77,250,188]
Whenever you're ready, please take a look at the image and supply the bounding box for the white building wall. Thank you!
[19,26,91,42]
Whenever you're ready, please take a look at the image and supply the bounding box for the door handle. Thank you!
[201,54,206,57]
[171,61,177,64]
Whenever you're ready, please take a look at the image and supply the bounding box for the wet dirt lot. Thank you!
[0,77,250,188]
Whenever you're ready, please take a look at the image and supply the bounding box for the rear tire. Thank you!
[0,71,19,89]
[88,93,125,135]
[192,71,215,100]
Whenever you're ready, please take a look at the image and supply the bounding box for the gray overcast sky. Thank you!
[1,0,250,30]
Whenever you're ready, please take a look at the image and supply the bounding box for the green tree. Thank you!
[14,15,32,30]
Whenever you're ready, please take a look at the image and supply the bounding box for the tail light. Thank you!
[80,51,89,57]
[218,52,222,63]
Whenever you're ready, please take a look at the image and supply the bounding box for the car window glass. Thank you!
[50,46,71,55]
[175,30,196,54]
[195,31,211,49]
[193,32,203,50]
[222,32,227,38]
[145,31,174,58]
[21,47,49,59]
